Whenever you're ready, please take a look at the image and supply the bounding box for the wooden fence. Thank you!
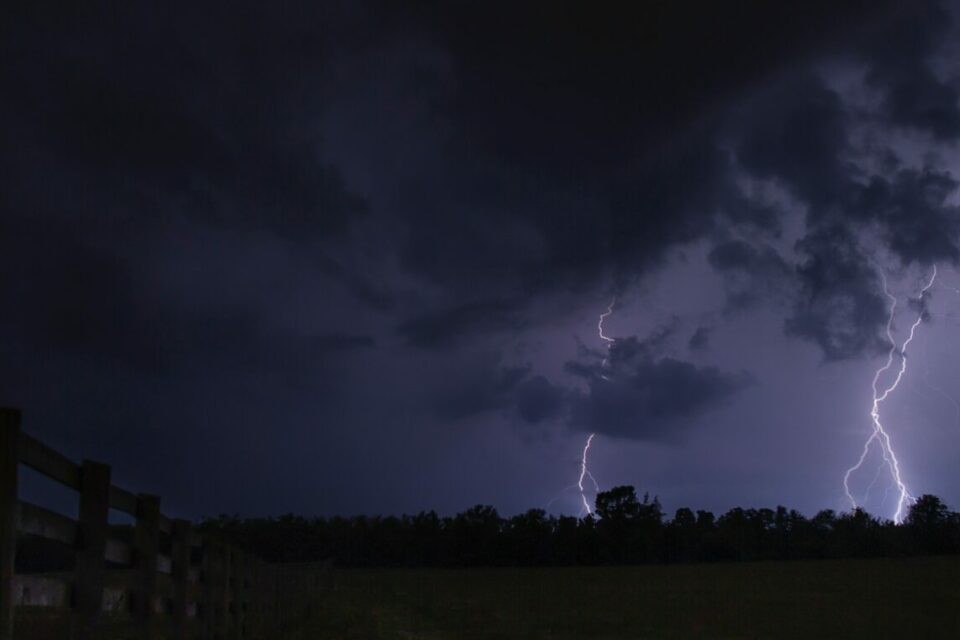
[0,407,280,640]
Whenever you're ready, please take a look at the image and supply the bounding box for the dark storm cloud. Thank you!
[382,0,958,367]
[732,73,852,216]
[380,2,902,303]
[430,361,529,421]
[426,1,895,176]
[311,333,376,352]
[863,1,960,140]
[316,255,396,312]
[507,319,748,440]
[1,3,366,238]
[708,241,785,273]
[707,240,792,310]
[720,6,960,358]
[852,167,960,265]
[562,330,752,440]
[392,127,755,301]
[0,223,374,381]
[396,300,524,349]
[0,3,386,402]
[688,326,712,352]
[4,0,960,518]
[515,376,566,425]
[0,2,387,424]
[4,1,915,367]
[784,225,888,361]
[567,357,751,441]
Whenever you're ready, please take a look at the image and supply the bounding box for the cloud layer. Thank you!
[2,1,960,516]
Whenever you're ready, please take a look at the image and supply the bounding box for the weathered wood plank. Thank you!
[157,554,172,575]
[12,574,71,608]
[103,569,138,590]
[104,537,132,566]
[16,500,78,545]
[172,519,192,640]
[108,485,138,516]
[0,408,20,640]
[73,460,112,639]
[18,432,81,490]
[6,421,278,640]
[102,586,132,613]
[189,531,203,548]
[135,494,161,640]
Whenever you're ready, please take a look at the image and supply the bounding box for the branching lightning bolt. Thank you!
[843,265,937,524]
[577,433,599,515]
[549,299,617,515]
[598,297,616,362]
[598,297,617,381]
[578,297,617,514]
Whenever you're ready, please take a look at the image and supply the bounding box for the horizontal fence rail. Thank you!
[0,408,280,640]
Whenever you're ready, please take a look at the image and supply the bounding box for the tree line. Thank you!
[199,487,960,566]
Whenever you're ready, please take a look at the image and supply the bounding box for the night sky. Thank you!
[5,2,960,523]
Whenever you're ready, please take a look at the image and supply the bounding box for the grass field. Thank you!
[285,557,960,639]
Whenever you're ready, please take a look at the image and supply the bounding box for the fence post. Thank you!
[72,460,111,640]
[171,519,192,640]
[135,494,161,640]
[0,409,20,640]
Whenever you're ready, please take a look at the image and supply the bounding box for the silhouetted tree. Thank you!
[907,494,957,555]
[505,509,553,565]
[595,486,663,563]
[664,507,698,562]
[197,489,960,568]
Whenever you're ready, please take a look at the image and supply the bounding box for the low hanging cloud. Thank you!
[515,376,566,425]
[566,346,753,440]
[396,299,524,349]
[862,0,960,141]
[701,0,960,363]
[510,331,752,441]
[688,326,713,352]
[851,167,960,266]
[784,225,888,361]
[707,239,793,311]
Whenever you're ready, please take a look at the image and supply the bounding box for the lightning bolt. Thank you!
[579,297,618,512]
[843,264,937,524]
[578,433,599,515]
[598,297,616,372]
[549,300,616,515]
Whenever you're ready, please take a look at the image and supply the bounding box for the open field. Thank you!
[285,557,960,639]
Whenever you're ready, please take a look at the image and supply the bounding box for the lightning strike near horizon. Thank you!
[578,433,599,515]
[548,300,617,515]
[843,265,937,524]
[579,297,618,512]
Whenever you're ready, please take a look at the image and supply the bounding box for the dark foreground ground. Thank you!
[14,556,960,638]
[283,556,960,639]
